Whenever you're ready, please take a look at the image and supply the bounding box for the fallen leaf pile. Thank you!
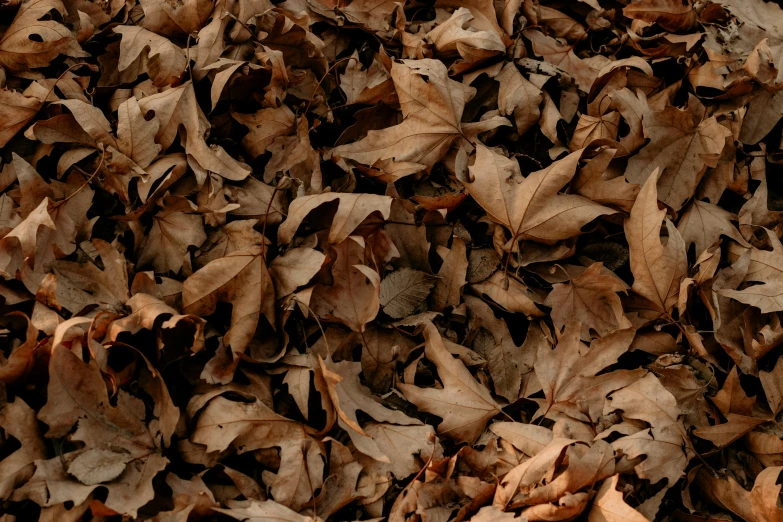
[2,0,783,520]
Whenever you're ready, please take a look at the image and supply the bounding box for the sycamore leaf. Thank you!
[113,26,188,87]
[496,62,542,135]
[380,268,438,319]
[588,475,648,522]
[269,247,326,297]
[720,229,783,313]
[0,89,42,147]
[623,0,699,33]
[311,237,381,332]
[398,322,501,443]
[606,373,692,500]
[332,59,509,170]
[117,96,160,169]
[464,144,614,245]
[137,82,251,181]
[278,193,392,245]
[182,246,276,368]
[0,0,88,71]
[138,204,206,273]
[534,324,643,422]
[677,199,749,256]
[524,29,599,92]
[138,0,213,38]
[625,105,732,210]
[544,263,632,340]
[215,500,320,522]
[625,171,687,315]
[233,106,296,158]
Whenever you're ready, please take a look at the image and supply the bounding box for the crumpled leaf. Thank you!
[399,322,501,443]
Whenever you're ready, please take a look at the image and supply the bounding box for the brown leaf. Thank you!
[625,170,687,315]
[534,324,643,422]
[625,104,732,210]
[183,246,276,374]
[333,59,509,170]
[278,193,392,245]
[545,263,632,340]
[380,268,438,319]
[399,322,500,443]
[588,475,648,522]
[0,0,88,71]
[310,237,380,332]
[464,144,614,245]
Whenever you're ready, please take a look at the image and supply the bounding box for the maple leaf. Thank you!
[0,0,89,71]
[625,170,687,315]
[310,237,381,332]
[524,29,599,92]
[623,0,699,33]
[138,200,207,273]
[0,89,42,148]
[398,322,501,443]
[625,104,732,210]
[545,263,632,340]
[496,62,543,135]
[278,192,392,245]
[137,82,251,181]
[182,245,276,379]
[332,59,509,171]
[464,144,614,245]
[588,475,648,522]
[606,373,693,516]
[720,229,783,313]
[31,321,176,517]
[533,324,644,422]
[232,105,296,158]
[677,199,749,256]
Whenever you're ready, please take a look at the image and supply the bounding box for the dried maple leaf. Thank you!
[625,171,687,316]
[215,499,320,522]
[31,321,176,517]
[47,239,130,313]
[496,61,542,136]
[137,82,251,181]
[677,199,749,256]
[398,322,501,443]
[278,192,392,245]
[182,245,276,378]
[318,356,420,462]
[0,398,46,500]
[588,475,648,522]
[138,199,206,273]
[544,263,632,340]
[623,0,699,33]
[0,89,42,148]
[0,0,88,71]
[232,105,296,158]
[720,229,783,313]
[606,373,693,516]
[625,103,732,210]
[464,144,614,245]
[534,324,643,422]
[332,59,509,171]
[524,29,599,92]
[310,237,380,332]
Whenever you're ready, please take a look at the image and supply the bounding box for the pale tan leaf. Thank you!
[625,171,687,315]
[398,322,500,443]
